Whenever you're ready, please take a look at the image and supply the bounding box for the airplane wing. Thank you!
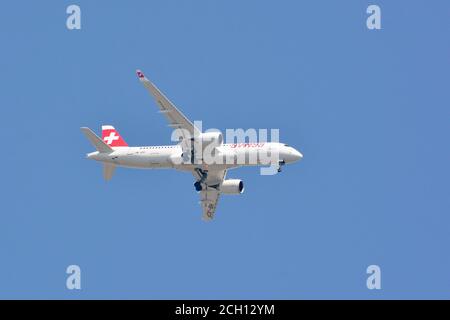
[200,188,221,221]
[193,168,227,221]
[136,70,201,148]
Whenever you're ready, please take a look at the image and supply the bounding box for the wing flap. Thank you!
[200,188,220,221]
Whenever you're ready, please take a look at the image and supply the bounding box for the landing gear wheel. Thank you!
[194,181,203,192]
[277,160,286,173]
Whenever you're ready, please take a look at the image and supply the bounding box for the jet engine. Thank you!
[220,179,244,194]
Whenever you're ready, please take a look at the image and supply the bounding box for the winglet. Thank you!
[136,69,147,81]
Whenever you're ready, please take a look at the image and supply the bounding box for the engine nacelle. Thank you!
[220,179,244,194]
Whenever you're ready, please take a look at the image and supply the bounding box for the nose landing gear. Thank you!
[277,160,286,173]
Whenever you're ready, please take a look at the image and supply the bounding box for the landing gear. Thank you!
[194,181,203,192]
[193,168,208,192]
[277,160,286,173]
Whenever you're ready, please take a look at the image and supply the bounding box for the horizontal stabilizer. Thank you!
[103,163,115,181]
[80,127,113,153]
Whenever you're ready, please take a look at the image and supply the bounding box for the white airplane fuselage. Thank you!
[87,142,302,171]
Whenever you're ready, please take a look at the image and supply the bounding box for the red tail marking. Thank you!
[101,126,128,147]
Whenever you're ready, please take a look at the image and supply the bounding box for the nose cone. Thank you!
[291,149,303,162]
[284,147,303,163]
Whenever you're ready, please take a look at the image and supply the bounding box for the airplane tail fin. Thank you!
[101,125,128,147]
[80,127,113,153]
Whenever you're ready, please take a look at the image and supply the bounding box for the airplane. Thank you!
[81,70,303,220]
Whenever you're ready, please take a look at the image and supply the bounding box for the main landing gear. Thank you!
[193,168,208,192]
[194,181,202,192]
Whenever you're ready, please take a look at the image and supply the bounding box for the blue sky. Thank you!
[1,1,449,299]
